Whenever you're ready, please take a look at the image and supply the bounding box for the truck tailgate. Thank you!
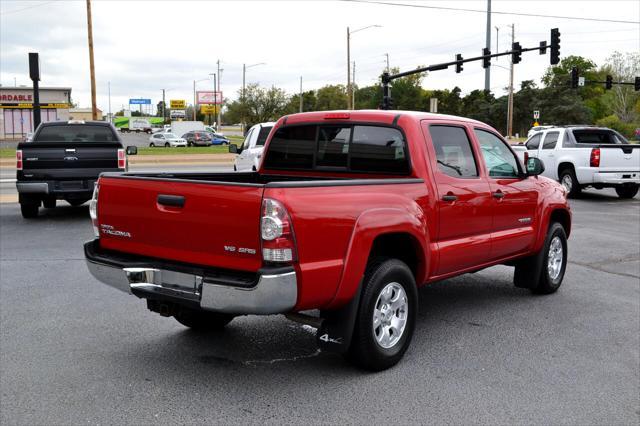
[97,176,265,272]
[20,142,120,179]
[599,145,640,171]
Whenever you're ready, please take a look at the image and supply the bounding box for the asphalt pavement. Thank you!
[0,189,638,425]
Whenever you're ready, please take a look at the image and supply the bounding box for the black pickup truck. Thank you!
[16,120,137,218]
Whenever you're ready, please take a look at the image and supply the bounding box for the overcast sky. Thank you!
[1,0,639,113]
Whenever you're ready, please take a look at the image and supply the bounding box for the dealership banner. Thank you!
[170,100,186,109]
[196,91,223,105]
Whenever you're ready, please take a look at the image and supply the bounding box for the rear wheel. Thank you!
[615,185,639,199]
[20,202,39,218]
[346,258,417,371]
[174,308,234,331]
[559,168,581,198]
[164,142,170,147]
[187,141,193,147]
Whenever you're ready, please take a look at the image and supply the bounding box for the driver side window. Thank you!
[475,129,520,178]
[243,129,254,150]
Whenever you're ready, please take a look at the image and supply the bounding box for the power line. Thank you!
[343,0,640,25]
[0,1,56,16]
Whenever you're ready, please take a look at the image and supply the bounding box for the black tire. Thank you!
[615,185,639,199]
[174,308,234,331]
[149,142,155,147]
[187,141,193,147]
[164,142,170,147]
[43,198,56,209]
[233,165,237,171]
[559,168,581,198]
[20,202,39,218]
[346,258,417,371]
[514,222,568,294]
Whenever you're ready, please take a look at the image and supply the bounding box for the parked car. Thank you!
[23,132,34,142]
[182,131,213,147]
[148,132,187,147]
[513,126,640,198]
[16,120,136,218]
[85,110,570,371]
[231,122,275,171]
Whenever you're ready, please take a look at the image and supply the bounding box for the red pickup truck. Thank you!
[85,110,571,370]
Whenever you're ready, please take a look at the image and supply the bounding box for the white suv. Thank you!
[232,122,275,171]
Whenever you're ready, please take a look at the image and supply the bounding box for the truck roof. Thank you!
[281,110,487,126]
[38,120,113,127]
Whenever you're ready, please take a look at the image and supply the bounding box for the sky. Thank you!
[1,0,639,113]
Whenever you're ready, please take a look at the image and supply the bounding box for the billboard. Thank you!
[170,109,186,119]
[170,100,186,109]
[129,98,151,105]
[196,91,223,105]
[200,105,219,114]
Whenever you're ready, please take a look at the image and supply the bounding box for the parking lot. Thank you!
[0,187,637,424]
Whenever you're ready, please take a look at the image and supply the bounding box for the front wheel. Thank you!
[346,258,417,371]
[149,142,155,147]
[174,308,234,331]
[164,142,170,147]
[615,185,639,199]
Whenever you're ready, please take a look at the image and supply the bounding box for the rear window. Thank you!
[572,129,628,144]
[264,124,409,174]
[34,125,118,143]
[256,126,273,146]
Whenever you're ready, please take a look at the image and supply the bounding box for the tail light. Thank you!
[590,147,600,167]
[16,149,23,170]
[117,149,126,169]
[89,183,100,237]
[261,198,297,264]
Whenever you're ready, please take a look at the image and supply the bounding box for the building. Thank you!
[69,108,103,121]
[0,86,72,139]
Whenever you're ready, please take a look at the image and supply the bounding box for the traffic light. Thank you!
[605,75,613,90]
[512,42,522,64]
[550,28,560,65]
[635,77,640,91]
[482,48,491,68]
[455,54,463,73]
[571,67,579,89]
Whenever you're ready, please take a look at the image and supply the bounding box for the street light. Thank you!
[193,77,211,120]
[242,62,266,132]
[347,24,381,110]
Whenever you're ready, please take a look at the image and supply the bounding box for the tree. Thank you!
[283,90,317,114]
[315,85,348,110]
[228,83,289,129]
[601,51,640,123]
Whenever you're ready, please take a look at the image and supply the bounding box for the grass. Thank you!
[1,148,15,158]
[136,145,237,155]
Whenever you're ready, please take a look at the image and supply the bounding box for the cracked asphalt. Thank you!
[1,188,638,425]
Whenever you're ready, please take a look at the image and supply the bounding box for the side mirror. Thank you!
[228,144,239,154]
[526,157,545,176]
[126,146,137,155]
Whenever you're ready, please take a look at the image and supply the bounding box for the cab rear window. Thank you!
[264,124,409,174]
[34,125,118,143]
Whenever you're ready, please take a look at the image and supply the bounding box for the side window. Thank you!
[243,129,254,150]
[525,133,541,150]
[264,125,316,169]
[157,134,164,139]
[542,131,559,150]
[428,125,478,178]
[350,126,408,173]
[255,126,272,146]
[475,129,520,178]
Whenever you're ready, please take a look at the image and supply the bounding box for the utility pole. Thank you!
[495,26,499,61]
[385,53,390,72]
[216,59,222,129]
[242,63,246,133]
[347,27,351,110]
[192,80,196,120]
[161,88,165,124]
[213,73,217,127]
[484,0,491,92]
[108,81,112,123]
[86,0,97,120]
[352,61,356,109]
[299,76,303,113]
[507,23,515,138]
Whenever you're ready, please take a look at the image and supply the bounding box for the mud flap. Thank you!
[513,250,544,289]
[316,282,362,354]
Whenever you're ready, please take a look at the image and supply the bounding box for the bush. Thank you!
[595,115,639,140]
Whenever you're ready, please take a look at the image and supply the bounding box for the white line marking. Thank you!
[0,179,17,183]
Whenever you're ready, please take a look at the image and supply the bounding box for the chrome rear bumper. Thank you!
[85,241,297,315]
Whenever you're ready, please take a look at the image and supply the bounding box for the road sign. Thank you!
[200,105,219,114]
[533,110,540,120]
[170,100,185,109]
[533,121,539,127]
[578,77,585,87]
[129,98,151,105]
[196,91,223,105]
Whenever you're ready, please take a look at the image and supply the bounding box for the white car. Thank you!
[513,126,640,198]
[527,125,554,138]
[232,122,275,171]
[148,132,187,147]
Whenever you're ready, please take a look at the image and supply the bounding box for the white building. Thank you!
[0,86,72,139]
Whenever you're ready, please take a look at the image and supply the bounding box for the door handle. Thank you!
[442,194,458,202]
[157,194,185,208]
[492,191,505,199]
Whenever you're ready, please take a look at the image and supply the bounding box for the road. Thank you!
[1,189,638,425]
